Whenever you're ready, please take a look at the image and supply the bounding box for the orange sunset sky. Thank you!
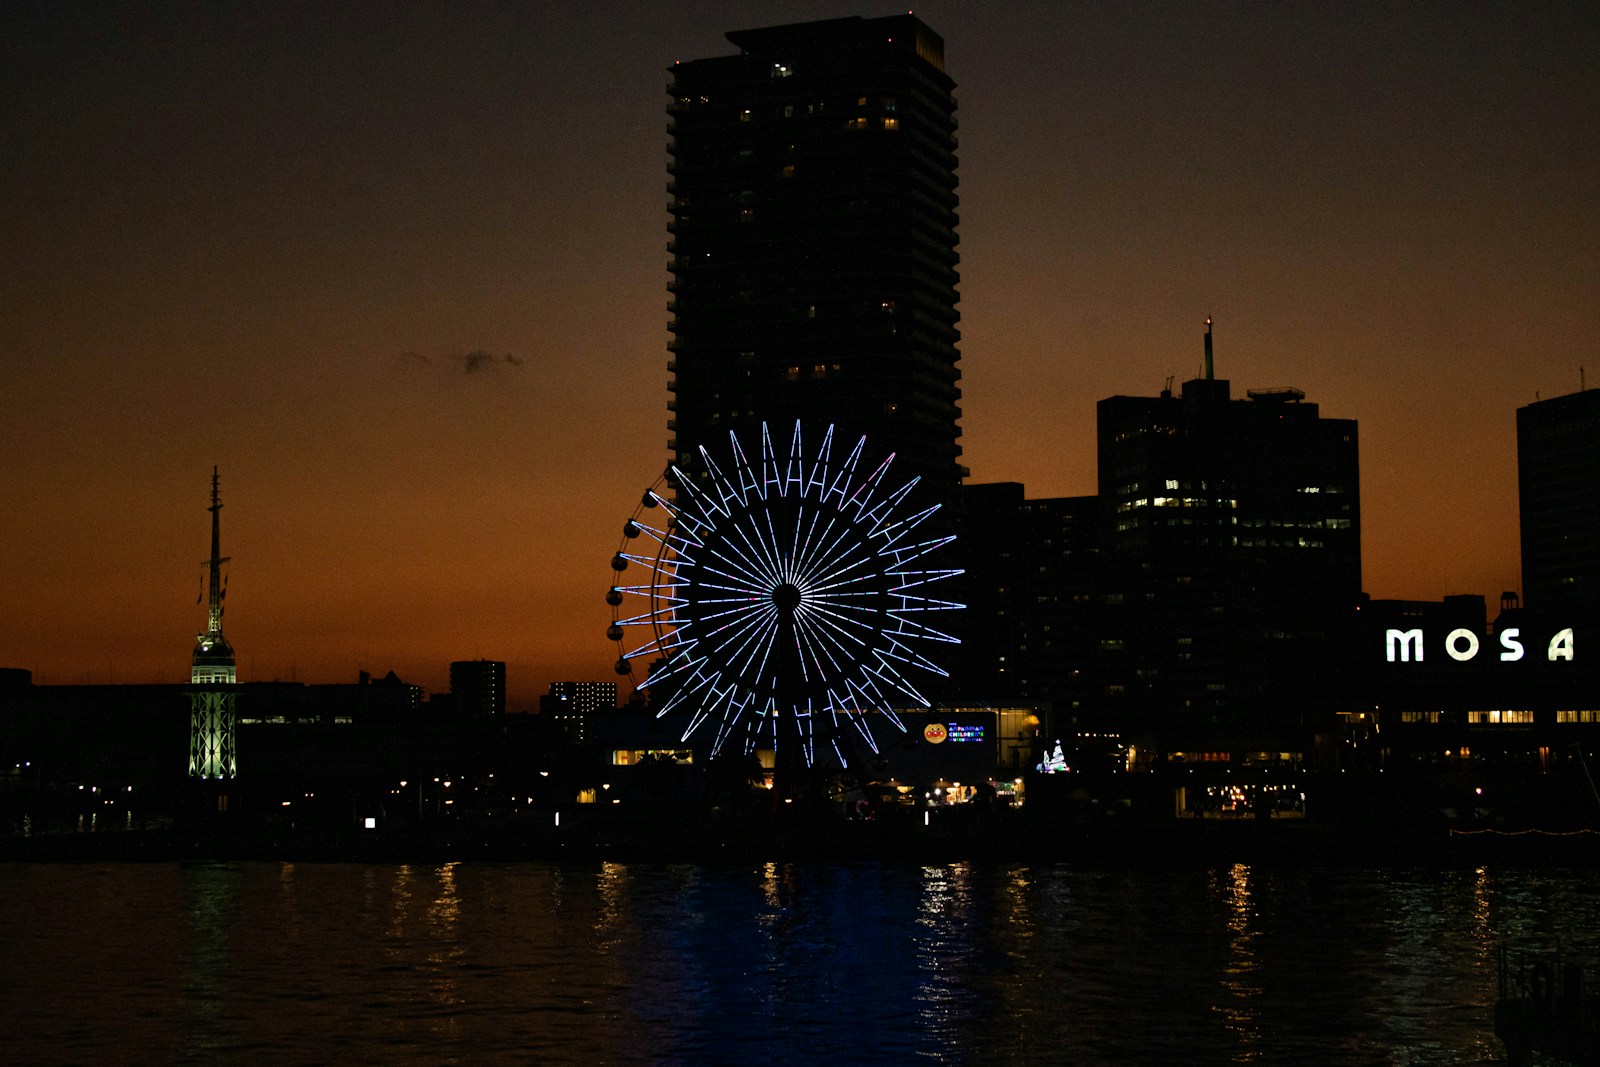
[3,1,1596,708]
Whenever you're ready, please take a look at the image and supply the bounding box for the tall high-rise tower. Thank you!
[666,15,963,489]
[189,466,237,779]
[1517,387,1600,620]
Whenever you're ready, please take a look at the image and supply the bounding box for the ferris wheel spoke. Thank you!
[741,696,777,758]
[865,657,931,708]
[625,518,675,549]
[819,434,868,511]
[884,613,962,645]
[725,430,765,506]
[698,601,773,643]
[793,600,875,654]
[757,509,798,586]
[880,534,959,570]
[720,518,785,588]
[791,610,856,684]
[614,606,684,630]
[705,443,753,518]
[700,533,780,584]
[788,504,808,582]
[706,602,779,676]
[713,513,787,586]
[794,505,868,588]
[880,635,952,679]
[787,507,832,586]
[794,550,873,601]
[696,573,774,600]
[828,677,908,740]
[783,420,808,499]
[873,502,940,544]
[795,702,816,766]
[842,453,897,522]
[699,557,779,602]
[804,424,837,499]
[625,627,695,664]
[612,579,687,600]
[760,423,785,500]
[836,704,881,753]
[642,648,708,693]
[795,520,878,588]
[802,561,882,600]
[694,447,740,520]
[676,680,727,743]
[716,602,779,666]
[703,689,752,757]
[838,673,901,729]
[795,598,869,644]
[858,474,918,531]
[893,599,963,620]
[888,565,964,590]
[890,588,965,610]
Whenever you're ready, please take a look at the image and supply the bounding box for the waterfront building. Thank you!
[189,467,237,781]
[1517,387,1600,621]
[665,15,963,489]
[1094,322,1361,727]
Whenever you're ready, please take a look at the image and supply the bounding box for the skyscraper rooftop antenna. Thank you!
[1204,317,1214,381]
[204,466,231,638]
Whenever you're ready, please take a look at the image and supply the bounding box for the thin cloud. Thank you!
[398,350,527,375]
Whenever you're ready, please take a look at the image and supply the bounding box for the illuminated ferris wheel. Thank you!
[608,421,963,767]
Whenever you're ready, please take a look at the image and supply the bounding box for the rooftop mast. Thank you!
[205,466,230,639]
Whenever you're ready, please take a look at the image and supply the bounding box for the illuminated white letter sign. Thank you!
[1445,629,1480,661]
[1386,629,1424,663]
[1386,626,1574,665]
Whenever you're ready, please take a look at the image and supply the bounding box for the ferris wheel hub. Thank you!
[772,582,802,614]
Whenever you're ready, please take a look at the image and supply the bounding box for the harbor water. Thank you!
[2,859,1595,1064]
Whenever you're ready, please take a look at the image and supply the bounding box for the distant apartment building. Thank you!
[540,682,618,743]
[957,483,1101,712]
[449,660,505,717]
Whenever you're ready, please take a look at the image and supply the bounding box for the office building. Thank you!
[1517,387,1600,621]
[1094,324,1361,725]
[666,15,963,489]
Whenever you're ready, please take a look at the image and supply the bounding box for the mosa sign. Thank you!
[1385,627,1575,664]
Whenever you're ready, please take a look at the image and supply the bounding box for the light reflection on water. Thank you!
[2,860,1595,1065]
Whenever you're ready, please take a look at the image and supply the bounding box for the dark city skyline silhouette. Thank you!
[2,2,1596,707]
